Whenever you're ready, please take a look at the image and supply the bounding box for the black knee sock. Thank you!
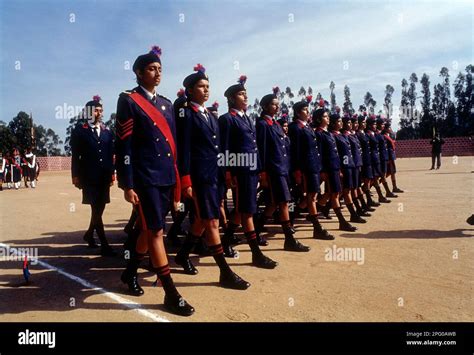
[353,198,362,213]
[155,264,180,298]
[358,195,369,210]
[177,233,199,259]
[347,203,358,218]
[245,231,263,257]
[374,184,384,199]
[308,214,323,231]
[334,207,347,224]
[209,244,232,274]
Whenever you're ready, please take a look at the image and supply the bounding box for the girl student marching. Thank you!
[218,75,278,268]
[288,96,334,240]
[173,64,251,290]
[255,87,311,252]
[115,46,194,316]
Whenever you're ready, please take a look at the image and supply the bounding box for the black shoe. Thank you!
[252,254,278,269]
[223,244,238,258]
[318,203,332,219]
[339,221,357,232]
[379,197,391,203]
[284,238,311,252]
[174,254,198,275]
[164,294,195,316]
[219,271,250,290]
[83,231,99,248]
[313,228,335,240]
[358,210,372,217]
[363,206,376,212]
[350,215,367,223]
[120,272,144,296]
[369,200,381,207]
[256,234,268,246]
[393,187,404,193]
[100,246,117,257]
[386,192,398,198]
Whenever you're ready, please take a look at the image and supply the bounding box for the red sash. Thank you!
[129,93,181,203]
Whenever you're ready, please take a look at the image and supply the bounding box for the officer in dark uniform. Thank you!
[71,95,116,256]
[174,64,250,290]
[348,115,373,216]
[430,133,445,170]
[289,97,334,240]
[366,116,390,204]
[256,87,310,251]
[375,117,397,198]
[115,46,194,316]
[219,75,278,267]
[314,108,357,231]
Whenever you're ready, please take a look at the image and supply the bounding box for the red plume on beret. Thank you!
[306,95,313,103]
[363,111,367,116]
[352,113,358,119]
[272,86,280,95]
[318,99,325,107]
[193,63,206,73]
[150,45,162,57]
[238,75,247,85]
[177,88,185,97]
[212,101,219,109]
[92,95,101,102]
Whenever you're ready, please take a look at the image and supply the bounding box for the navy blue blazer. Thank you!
[334,132,355,169]
[366,130,381,165]
[115,86,177,190]
[376,131,389,161]
[219,110,260,175]
[177,102,224,187]
[316,128,340,172]
[385,134,396,161]
[71,122,114,186]
[348,132,363,168]
[288,121,322,174]
[256,115,291,176]
[356,131,372,167]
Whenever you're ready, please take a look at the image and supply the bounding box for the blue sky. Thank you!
[0,0,472,144]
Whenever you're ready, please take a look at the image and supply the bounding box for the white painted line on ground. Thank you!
[0,242,170,323]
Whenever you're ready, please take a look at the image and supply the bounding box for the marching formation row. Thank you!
[70,46,404,317]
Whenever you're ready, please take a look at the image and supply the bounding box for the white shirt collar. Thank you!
[297,119,307,126]
[140,85,156,100]
[231,108,244,117]
[191,101,207,114]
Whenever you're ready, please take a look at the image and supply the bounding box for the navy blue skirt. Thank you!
[193,183,220,220]
[327,170,342,193]
[380,160,387,175]
[387,160,397,175]
[303,171,321,193]
[372,163,382,178]
[353,167,361,188]
[135,185,172,231]
[341,168,355,189]
[82,184,110,205]
[235,172,258,214]
[268,173,292,203]
[361,164,373,180]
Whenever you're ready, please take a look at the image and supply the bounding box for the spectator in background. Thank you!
[430,133,445,170]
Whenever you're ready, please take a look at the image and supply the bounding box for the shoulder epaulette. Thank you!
[157,94,171,103]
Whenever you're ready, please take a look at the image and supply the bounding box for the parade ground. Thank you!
[0,156,472,323]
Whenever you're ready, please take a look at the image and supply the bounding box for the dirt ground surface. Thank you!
[1,156,473,322]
